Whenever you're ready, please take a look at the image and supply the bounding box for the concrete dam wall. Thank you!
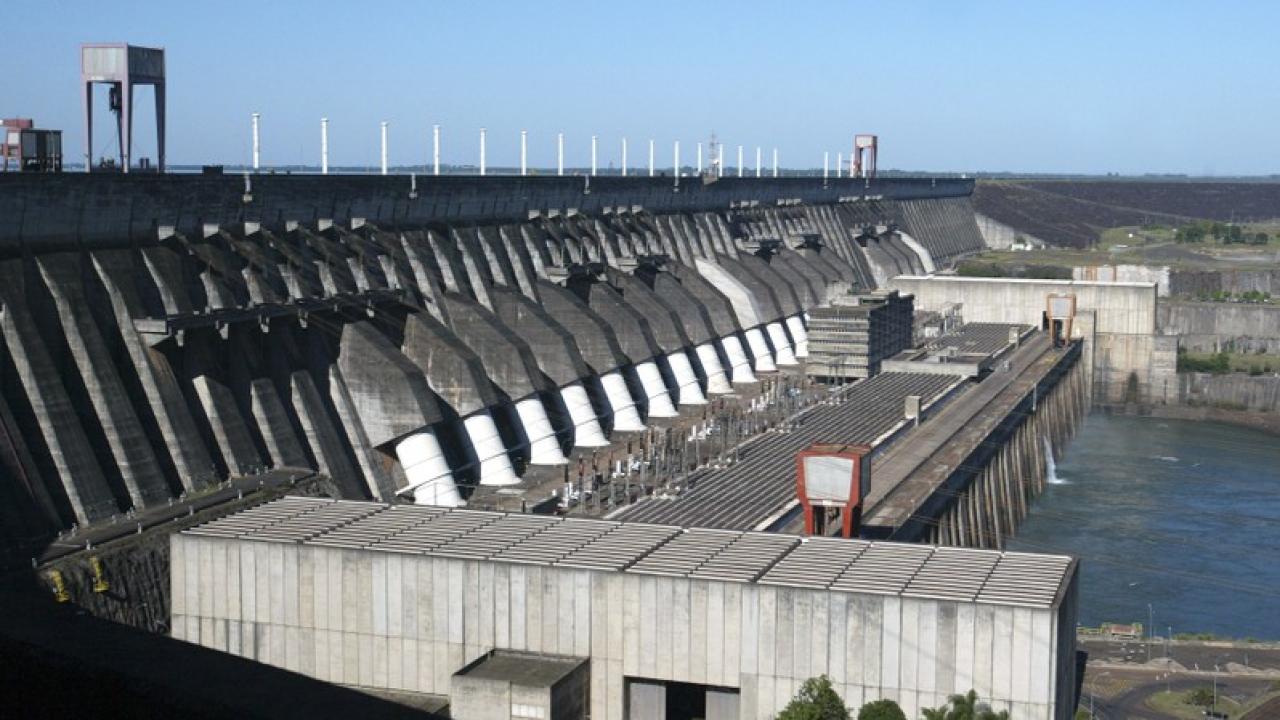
[0,174,986,559]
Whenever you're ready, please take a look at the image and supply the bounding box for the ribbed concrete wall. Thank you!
[0,174,986,552]
[171,532,1077,720]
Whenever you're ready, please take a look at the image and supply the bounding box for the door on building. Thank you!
[625,678,740,720]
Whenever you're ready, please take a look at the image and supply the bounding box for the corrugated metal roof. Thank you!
[182,497,1073,609]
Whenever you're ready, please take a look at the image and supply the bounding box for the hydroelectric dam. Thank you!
[0,172,1101,719]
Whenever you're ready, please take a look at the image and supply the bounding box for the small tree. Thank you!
[1186,686,1215,707]
[856,699,906,720]
[921,689,1010,720]
[777,676,851,720]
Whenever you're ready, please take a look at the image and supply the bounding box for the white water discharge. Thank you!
[1044,435,1068,485]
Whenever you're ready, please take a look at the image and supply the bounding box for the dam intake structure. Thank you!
[0,174,988,564]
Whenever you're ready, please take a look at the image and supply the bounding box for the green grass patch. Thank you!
[1177,351,1280,375]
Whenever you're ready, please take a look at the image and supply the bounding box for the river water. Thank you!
[1006,413,1280,640]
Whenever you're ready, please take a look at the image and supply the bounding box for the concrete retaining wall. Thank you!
[1158,301,1280,354]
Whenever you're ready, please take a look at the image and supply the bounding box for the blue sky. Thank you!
[6,1,1278,174]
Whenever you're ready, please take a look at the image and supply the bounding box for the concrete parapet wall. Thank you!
[0,175,975,253]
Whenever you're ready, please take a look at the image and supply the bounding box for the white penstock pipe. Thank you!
[786,315,809,358]
[693,344,732,395]
[600,371,645,432]
[515,397,567,465]
[560,383,608,447]
[396,431,461,507]
[462,412,518,486]
[720,335,757,384]
[635,361,679,417]
[668,350,708,404]
[744,327,777,373]
[766,321,798,366]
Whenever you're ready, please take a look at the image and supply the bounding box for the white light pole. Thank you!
[772,148,778,178]
[823,151,829,181]
[251,113,261,171]
[557,132,564,176]
[737,145,744,177]
[837,152,843,179]
[673,140,680,178]
[696,142,703,175]
[380,121,389,175]
[648,139,655,177]
[479,127,487,176]
[520,130,528,176]
[755,146,762,178]
[591,135,598,176]
[718,143,725,177]
[432,124,440,176]
[621,137,628,177]
[320,118,329,175]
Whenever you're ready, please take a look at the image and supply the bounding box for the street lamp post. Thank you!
[1152,599,1162,661]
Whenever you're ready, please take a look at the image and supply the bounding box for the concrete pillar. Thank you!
[755,146,762,178]
[251,113,260,171]
[380,121,388,175]
[591,135,598,176]
[772,148,778,178]
[432,124,440,175]
[320,118,328,175]
[837,152,843,179]
[673,140,680,180]
[514,397,568,465]
[560,383,608,447]
[737,145,744,177]
[718,143,725,177]
[622,137,628,177]
[635,361,679,417]
[479,127,487,176]
[697,142,703,175]
[557,132,564,176]
[463,411,518,486]
[396,432,461,507]
[520,129,527,176]
[648,139,655,177]
[823,151,829,181]
[744,327,777,373]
